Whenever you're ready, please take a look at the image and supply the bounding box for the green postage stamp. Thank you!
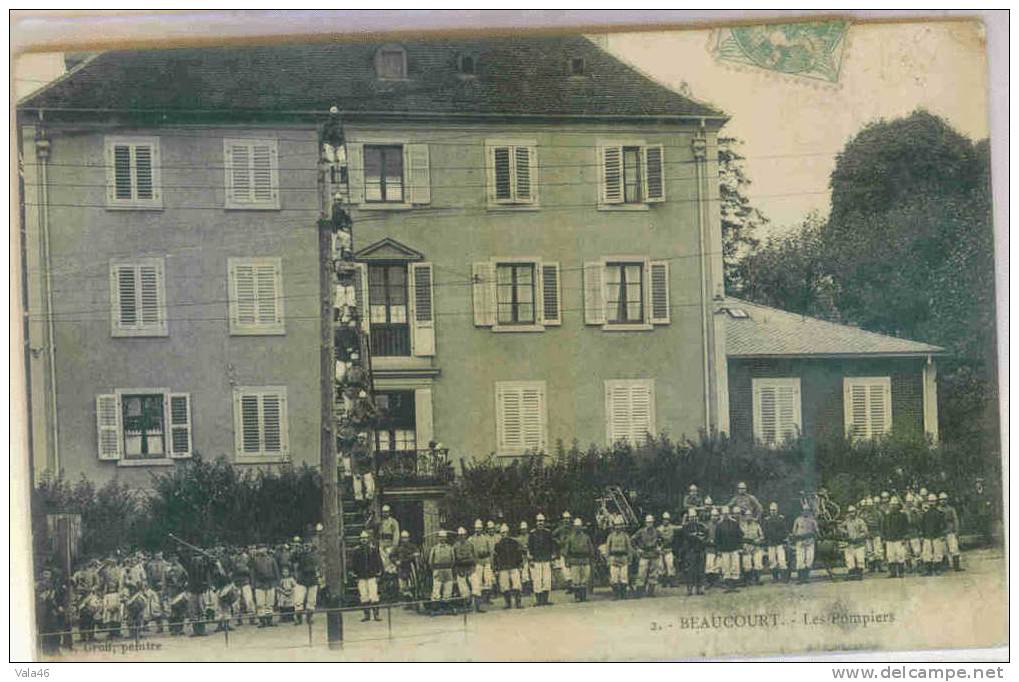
[713,20,850,83]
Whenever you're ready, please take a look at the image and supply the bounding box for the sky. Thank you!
[14,20,990,235]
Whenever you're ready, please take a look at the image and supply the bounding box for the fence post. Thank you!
[308,613,313,647]
[387,605,393,639]
[223,621,229,648]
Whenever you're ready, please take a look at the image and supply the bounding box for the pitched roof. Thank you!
[723,297,944,358]
[19,35,725,121]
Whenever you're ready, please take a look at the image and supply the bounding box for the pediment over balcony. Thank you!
[354,237,424,261]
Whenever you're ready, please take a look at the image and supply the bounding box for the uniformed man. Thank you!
[657,512,678,587]
[791,507,819,584]
[879,491,892,516]
[920,493,947,576]
[514,521,533,595]
[841,505,869,581]
[164,555,189,635]
[351,530,383,622]
[528,514,556,606]
[882,497,910,578]
[939,492,964,572]
[553,511,574,594]
[604,516,633,600]
[230,547,255,626]
[562,517,595,602]
[762,502,789,582]
[99,557,125,639]
[678,508,708,596]
[484,520,501,597]
[144,551,169,633]
[739,507,765,585]
[704,506,722,588]
[391,530,421,601]
[250,544,279,628]
[77,585,102,642]
[467,520,494,605]
[631,514,662,597]
[714,506,743,593]
[728,481,764,520]
[904,492,923,573]
[682,484,703,514]
[427,530,456,616]
[293,538,321,624]
[185,549,213,636]
[453,527,479,613]
[493,524,526,609]
[860,497,885,572]
[378,504,401,577]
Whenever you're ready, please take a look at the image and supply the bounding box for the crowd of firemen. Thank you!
[35,481,969,653]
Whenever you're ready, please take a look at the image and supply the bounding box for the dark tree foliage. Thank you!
[718,137,767,293]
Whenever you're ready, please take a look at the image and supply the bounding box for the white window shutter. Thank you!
[870,381,891,436]
[168,393,192,458]
[410,262,435,356]
[497,385,523,452]
[112,265,136,330]
[649,261,670,324]
[96,394,122,460]
[600,145,623,204]
[472,262,496,327]
[541,262,561,326]
[231,262,257,329]
[138,263,163,332]
[255,262,280,327]
[520,384,547,453]
[630,382,654,445]
[584,261,606,325]
[228,142,252,204]
[347,143,364,204]
[105,141,117,204]
[644,144,665,203]
[844,380,868,439]
[606,383,630,445]
[777,382,800,441]
[251,142,276,204]
[353,263,369,333]
[514,146,533,202]
[406,143,431,204]
[753,383,774,444]
[414,388,434,448]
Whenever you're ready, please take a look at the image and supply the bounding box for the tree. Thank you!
[718,137,768,293]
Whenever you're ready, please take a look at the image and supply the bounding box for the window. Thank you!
[486,140,537,206]
[105,136,161,208]
[364,145,405,203]
[376,46,407,79]
[369,263,410,356]
[233,387,289,460]
[583,258,669,329]
[570,57,586,76]
[228,258,284,335]
[110,258,167,337]
[844,377,892,440]
[224,138,279,209]
[605,379,655,446]
[752,378,802,446]
[458,53,476,75]
[472,259,561,330]
[495,381,547,455]
[347,142,430,206]
[599,142,665,206]
[95,390,191,463]
[375,391,417,453]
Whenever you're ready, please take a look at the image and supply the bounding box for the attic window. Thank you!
[375,46,407,80]
[458,54,477,76]
[725,307,750,319]
[570,57,586,76]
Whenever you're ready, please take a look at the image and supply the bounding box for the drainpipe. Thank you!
[692,129,712,434]
[35,121,60,474]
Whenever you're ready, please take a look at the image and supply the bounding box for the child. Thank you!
[277,567,297,623]
[78,587,102,642]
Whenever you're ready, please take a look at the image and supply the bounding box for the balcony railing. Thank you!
[377,447,454,487]
[370,324,411,357]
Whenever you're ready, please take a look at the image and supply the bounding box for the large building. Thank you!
[19,35,732,534]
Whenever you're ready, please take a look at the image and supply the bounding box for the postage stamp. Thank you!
[713,21,850,82]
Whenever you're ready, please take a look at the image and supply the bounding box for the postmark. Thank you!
[713,20,850,83]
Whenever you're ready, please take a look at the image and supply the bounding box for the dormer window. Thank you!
[570,57,586,76]
[458,53,477,76]
[375,45,407,80]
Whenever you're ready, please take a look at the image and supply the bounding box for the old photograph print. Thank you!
[13,14,1005,661]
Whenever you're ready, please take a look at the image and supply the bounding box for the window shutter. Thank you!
[472,262,496,327]
[231,262,257,328]
[115,265,137,328]
[649,261,670,324]
[514,146,534,202]
[606,380,654,446]
[406,143,431,204]
[630,383,654,445]
[262,393,283,455]
[497,386,523,452]
[251,143,276,204]
[754,383,777,444]
[869,382,890,437]
[410,262,435,356]
[600,145,624,204]
[488,145,511,203]
[844,381,869,439]
[353,263,369,333]
[776,383,799,441]
[96,394,122,460]
[584,261,606,325]
[541,262,561,326]
[139,263,162,330]
[520,384,547,453]
[644,144,665,202]
[414,388,434,448]
[228,142,252,204]
[168,393,192,458]
[134,144,154,200]
[254,262,281,327]
[347,143,364,204]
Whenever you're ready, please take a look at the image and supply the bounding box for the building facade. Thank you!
[19,36,731,517]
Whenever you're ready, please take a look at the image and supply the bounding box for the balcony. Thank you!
[376,447,455,487]
[370,324,411,357]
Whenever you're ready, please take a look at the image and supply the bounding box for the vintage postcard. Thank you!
[11,11,1006,663]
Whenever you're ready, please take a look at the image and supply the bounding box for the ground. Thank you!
[46,549,1006,662]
